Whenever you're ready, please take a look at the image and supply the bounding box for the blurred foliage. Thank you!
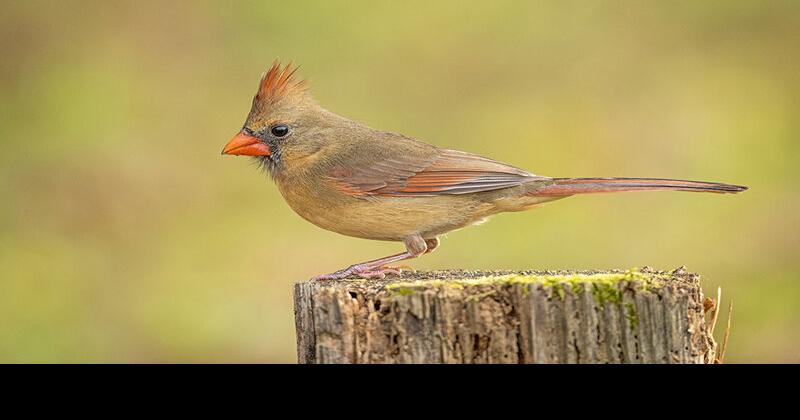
[1,0,798,363]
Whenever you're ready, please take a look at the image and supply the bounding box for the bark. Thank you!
[293,267,716,364]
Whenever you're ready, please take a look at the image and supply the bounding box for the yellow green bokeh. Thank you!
[1,1,798,362]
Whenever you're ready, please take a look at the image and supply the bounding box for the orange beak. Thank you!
[221,130,271,156]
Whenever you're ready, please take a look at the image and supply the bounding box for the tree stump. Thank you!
[293,267,717,364]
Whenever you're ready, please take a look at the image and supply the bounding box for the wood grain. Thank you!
[294,268,715,364]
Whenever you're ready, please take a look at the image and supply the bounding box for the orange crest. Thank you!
[255,60,308,104]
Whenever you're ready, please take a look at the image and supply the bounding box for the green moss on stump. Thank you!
[385,268,666,333]
[387,268,665,303]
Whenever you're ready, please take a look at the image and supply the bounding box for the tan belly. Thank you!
[277,180,496,241]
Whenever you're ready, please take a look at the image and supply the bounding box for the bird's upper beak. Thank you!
[221,130,271,156]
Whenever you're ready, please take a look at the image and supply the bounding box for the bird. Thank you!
[222,61,747,280]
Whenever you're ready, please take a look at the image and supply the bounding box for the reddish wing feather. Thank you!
[333,149,542,197]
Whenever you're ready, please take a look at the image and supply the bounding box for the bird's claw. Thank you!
[391,264,416,273]
[358,266,403,279]
[312,265,404,281]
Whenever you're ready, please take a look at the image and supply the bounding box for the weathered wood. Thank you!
[293,267,716,364]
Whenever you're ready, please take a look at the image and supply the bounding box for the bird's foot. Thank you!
[391,264,416,273]
[312,264,404,281]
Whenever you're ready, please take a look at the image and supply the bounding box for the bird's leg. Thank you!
[312,235,434,281]
[391,237,441,272]
[424,237,440,254]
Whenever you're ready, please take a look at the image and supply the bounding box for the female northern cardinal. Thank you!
[222,61,747,280]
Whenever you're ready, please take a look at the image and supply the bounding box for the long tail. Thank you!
[534,177,748,196]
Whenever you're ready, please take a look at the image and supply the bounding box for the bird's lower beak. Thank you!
[221,130,271,156]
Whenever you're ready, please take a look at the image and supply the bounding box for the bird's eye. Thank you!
[270,124,290,138]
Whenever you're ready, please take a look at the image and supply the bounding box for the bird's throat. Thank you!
[252,154,280,178]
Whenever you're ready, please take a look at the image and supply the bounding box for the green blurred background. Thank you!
[1,1,798,363]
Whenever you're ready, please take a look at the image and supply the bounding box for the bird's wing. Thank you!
[330,148,543,197]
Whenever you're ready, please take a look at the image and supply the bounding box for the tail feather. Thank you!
[534,177,748,196]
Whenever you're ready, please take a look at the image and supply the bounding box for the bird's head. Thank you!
[222,61,324,174]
